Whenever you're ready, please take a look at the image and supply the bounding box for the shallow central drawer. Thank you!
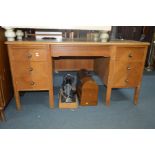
[52,45,111,57]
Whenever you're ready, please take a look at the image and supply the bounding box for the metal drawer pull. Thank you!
[128,53,133,58]
[35,52,39,57]
[29,67,33,71]
[27,53,32,58]
[125,79,129,83]
[30,81,35,85]
[127,66,131,70]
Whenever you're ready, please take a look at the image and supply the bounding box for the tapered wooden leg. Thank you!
[14,90,21,110]
[49,89,54,108]
[134,86,141,105]
[0,110,6,121]
[49,56,54,108]
[106,86,112,106]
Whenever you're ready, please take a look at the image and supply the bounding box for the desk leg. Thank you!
[106,86,112,106]
[49,88,54,108]
[0,109,6,121]
[134,86,140,105]
[14,90,21,110]
[49,56,54,108]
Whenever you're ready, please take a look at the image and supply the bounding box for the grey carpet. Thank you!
[0,71,155,129]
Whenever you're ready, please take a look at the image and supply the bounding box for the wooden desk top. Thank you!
[5,39,150,46]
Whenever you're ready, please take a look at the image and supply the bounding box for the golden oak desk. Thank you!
[6,40,149,109]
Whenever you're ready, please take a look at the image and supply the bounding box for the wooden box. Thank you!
[77,70,98,106]
[58,94,78,109]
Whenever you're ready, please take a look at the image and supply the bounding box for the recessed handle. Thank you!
[125,79,129,83]
[128,53,133,58]
[30,81,35,85]
[127,66,131,70]
[27,53,32,58]
[29,67,33,71]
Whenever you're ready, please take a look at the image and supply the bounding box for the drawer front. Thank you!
[12,61,30,77]
[10,47,48,61]
[112,61,144,87]
[52,45,111,57]
[15,76,49,90]
[116,47,145,61]
[12,62,49,78]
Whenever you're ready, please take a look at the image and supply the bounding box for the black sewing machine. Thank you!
[60,74,76,103]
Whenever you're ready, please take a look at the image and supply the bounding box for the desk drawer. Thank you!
[12,62,49,78]
[52,45,111,57]
[15,76,49,90]
[116,47,145,61]
[112,61,144,87]
[9,46,48,61]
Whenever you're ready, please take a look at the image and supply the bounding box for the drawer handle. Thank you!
[35,52,40,57]
[28,53,32,58]
[127,66,131,70]
[128,53,133,58]
[29,67,33,71]
[125,79,129,83]
[30,81,35,85]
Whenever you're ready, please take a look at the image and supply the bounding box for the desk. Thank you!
[6,40,149,109]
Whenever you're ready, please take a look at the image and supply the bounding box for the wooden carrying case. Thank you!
[77,70,98,106]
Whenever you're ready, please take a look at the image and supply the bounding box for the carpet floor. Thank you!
[0,71,155,129]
